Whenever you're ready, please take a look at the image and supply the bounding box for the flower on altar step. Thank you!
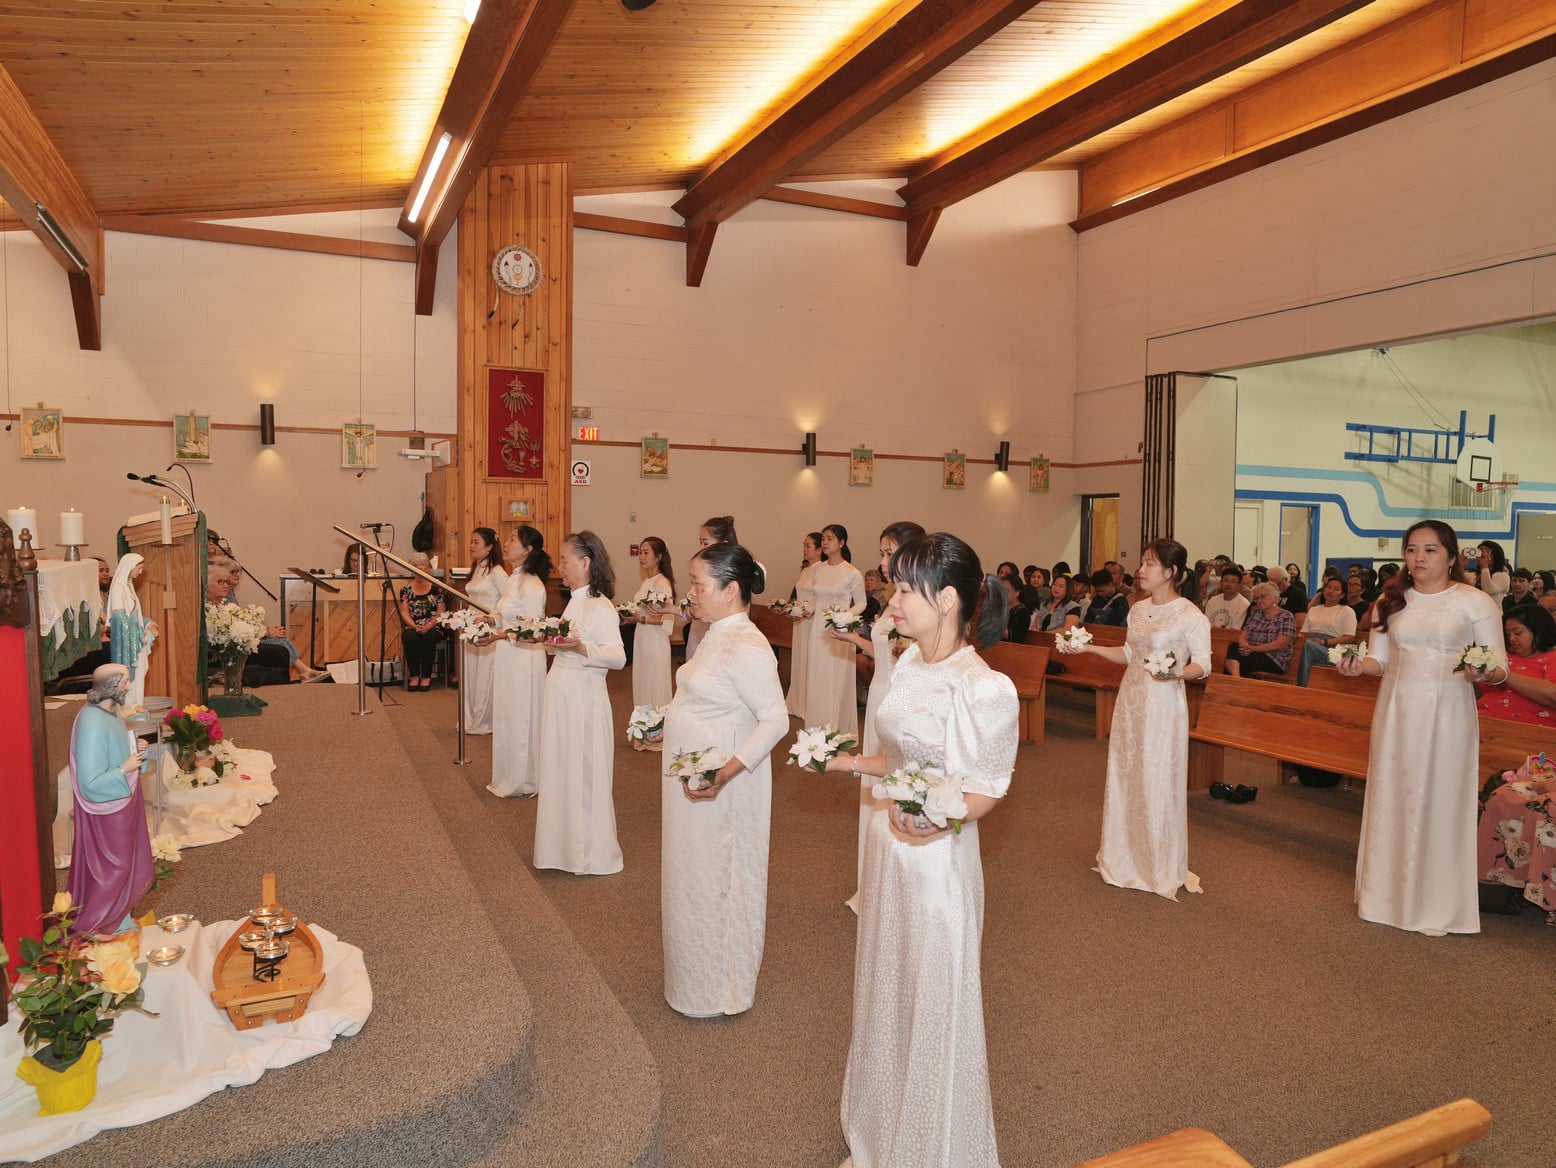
[51,891,72,914]
[150,835,182,864]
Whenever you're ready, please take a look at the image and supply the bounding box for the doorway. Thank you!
[1081,495,1119,577]
[1234,502,1263,567]
[1279,504,1318,590]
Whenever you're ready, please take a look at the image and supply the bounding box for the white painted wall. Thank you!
[1076,57,1556,567]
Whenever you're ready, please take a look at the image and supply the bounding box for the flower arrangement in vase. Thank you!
[164,704,227,778]
[205,600,267,695]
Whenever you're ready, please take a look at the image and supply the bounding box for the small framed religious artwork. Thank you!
[640,436,669,479]
[849,448,874,487]
[1029,456,1051,493]
[504,499,534,521]
[173,412,212,462]
[942,451,966,490]
[342,422,377,469]
[487,368,545,480]
[19,406,64,459]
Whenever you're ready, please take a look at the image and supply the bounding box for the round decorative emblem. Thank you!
[492,244,542,295]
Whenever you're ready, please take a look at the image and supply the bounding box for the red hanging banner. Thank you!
[486,368,546,480]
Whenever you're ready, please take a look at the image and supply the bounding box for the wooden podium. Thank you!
[122,511,206,708]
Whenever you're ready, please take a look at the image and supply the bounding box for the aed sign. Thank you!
[571,459,592,486]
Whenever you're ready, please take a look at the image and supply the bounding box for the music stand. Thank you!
[285,568,341,671]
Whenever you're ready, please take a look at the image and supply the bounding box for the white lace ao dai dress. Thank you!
[462,562,508,734]
[1357,583,1504,935]
[487,570,547,798]
[842,644,1019,1168]
[785,563,817,717]
[631,572,675,709]
[533,587,627,875]
[1095,596,1211,900]
[850,614,900,905]
[802,560,865,738]
[660,612,789,1016]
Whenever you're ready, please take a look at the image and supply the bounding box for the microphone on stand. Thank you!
[126,471,161,483]
[359,522,387,530]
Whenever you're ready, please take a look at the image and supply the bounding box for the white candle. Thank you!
[6,507,39,545]
[59,509,85,545]
[159,498,173,545]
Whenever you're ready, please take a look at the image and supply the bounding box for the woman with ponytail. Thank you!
[462,527,508,733]
[1337,519,1506,934]
[660,543,789,1017]
[485,526,550,798]
[685,515,737,660]
[825,532,1018,1167]
[807,523,866,738]
[1067,538,1210,900]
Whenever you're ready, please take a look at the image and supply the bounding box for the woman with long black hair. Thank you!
[486,526,551,798]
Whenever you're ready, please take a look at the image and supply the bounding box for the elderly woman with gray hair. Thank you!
[398,551,448,690]
[1223,581,1296,677]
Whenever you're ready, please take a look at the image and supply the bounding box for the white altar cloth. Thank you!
[0,919,371,1163]
[35,558,101,642]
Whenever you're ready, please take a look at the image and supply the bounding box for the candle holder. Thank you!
[57,543,85,562]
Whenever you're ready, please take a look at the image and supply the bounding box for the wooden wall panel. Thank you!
[454,163,572,572]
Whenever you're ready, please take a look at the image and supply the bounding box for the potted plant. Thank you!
[0,894,149,1115]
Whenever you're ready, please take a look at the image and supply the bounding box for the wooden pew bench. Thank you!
[977,640,1051,745]
[1029,624,1126,738]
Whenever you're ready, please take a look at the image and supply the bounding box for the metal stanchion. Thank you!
[351,552,370,717]
[453,637,470,765]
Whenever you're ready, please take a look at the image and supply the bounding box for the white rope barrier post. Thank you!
[453,636,470,765]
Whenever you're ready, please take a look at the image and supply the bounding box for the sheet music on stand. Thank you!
[285,568,341,671]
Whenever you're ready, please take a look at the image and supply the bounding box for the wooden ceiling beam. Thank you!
[895,0,1372,263]
[0,63,103,349]
[673,0,1040,239]
[1071,0,1556,231]
[100,214,416,263]
[398,0,580,313]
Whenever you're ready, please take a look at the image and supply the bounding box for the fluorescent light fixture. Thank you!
[34,203,88,272]
[408,133,454,224]
[464,0,480,23]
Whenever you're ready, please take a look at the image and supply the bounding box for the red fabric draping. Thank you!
[0,626,46,985]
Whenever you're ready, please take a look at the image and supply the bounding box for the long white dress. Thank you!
[660,611,789,1016]
[533,587,627,874]
[488,570,548,798]
[843,644,1018,1168]
[851,614,901,905]
[1356,583,1503,934]
[802,560,865,737]
[785,563,817,717]
[1095,596,1211,900]
[631,572,675,709]
[462,562,508,734]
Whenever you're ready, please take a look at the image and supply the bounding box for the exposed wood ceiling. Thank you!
[1,0,1553,328]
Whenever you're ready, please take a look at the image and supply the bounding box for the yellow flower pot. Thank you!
[16,1039,102,1115]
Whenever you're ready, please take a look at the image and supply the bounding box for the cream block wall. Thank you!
[2,212,457,623]
[1076,58,1556,566]
[571,174,1083,580]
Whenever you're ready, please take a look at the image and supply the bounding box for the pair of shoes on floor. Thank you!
[1210,781,1258,804]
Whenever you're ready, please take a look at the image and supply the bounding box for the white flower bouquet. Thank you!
[505,617,546,642]
[1054,625,1093,654]
[639,587,674,610]
[150,833,181,891]
[1455,643,1507,674]
[205,601,267,656]
[615,603,637,620]
[172,765,220,790]
[1141,650,1178,679]
[668,747,728,792]
[626,703,668,750]
[538,616,572,642]
[822,607,863,634]
[787,725,857,773]
[436,609,489,643]
[1327,642,1367,665]
[872,765,968,834]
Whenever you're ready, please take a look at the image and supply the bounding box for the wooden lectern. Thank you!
[121,511,207,708]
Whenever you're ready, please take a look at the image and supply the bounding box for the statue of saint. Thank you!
[106,553,158,709]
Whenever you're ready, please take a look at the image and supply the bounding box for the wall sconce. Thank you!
[259,403,276,445]
[802,431,818,467]
[994,440,1011,472]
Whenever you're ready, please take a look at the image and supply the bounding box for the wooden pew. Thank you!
[747,602,795,651]
[977,641,1051,746]
[1480,716,1556,776]
[1188,674,1371,791]
[1074,1097,1491,1168]
[1306,665,1381,700]
[1029,624,1126,738]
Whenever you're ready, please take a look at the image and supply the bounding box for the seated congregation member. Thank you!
[1031,573,1083,633]
[1204,565,1250,629]
[397,552,448,691]
[1022,565,1050,609]
[1535,570,1556,614]
[1298,576,1359,685]
[534,531,627,876]
[1344,575,1370,621]
[1504,567,1535,613]
[1083,568,1129,626]
[1002,575,1030,643]
[217,555,322,682]
[1223,582,1295,677]
[1268,564,1308,615]
[1477,604,1556,724]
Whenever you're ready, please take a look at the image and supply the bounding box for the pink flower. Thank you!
[208,726,224,743]
[196,710,218,725]
[240,774,251,781]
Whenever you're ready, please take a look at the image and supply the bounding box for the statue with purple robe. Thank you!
[66,664,153,935]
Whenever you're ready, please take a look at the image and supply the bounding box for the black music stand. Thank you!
[286,568,341,671]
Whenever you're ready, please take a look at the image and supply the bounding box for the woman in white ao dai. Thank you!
[629,537,676,710]
[785,532,822,717]
[462,528,508,735]
[804,524,866,739]
[487,527,550,798]
[661,544,789,1016]
[826,534,1018,1168]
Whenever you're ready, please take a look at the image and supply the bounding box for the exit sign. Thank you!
[576,425,599,442]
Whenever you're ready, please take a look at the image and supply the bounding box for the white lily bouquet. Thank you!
[436,609,489,643]
[626,703,668,750]
[1054,625,1093,654]
[1327,642,1367,665]
[505,617,545,642]
[615,603,636,620]
[639,587,674,610]
[787,725,857,773]
[1141,650,1178,679]
[540,616,572,642]
[668,747,728,792]
[1455,643,1507,674]
[873,765,968,834]
[172,764,220,790]
[205,601,267,656]
[822,607,863,634]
